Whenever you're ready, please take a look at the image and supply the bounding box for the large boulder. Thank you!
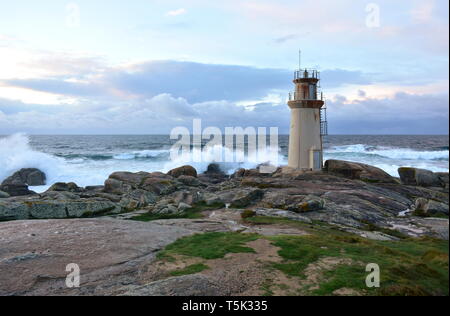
[198,164,228,184]
[104,171,177,196]
[436,173,449,189]
[324,160,397,183]
[0,191,10,198]
[47,182,83,193]
[0,184,35,197]
[229,188,264,208]
[1,168,46,186]
[119,189,157,211]
[204,163,224,176]
[398,168,444,187]
[104,171,150,194]
[167,165,197,178]
[0,197,121,221]
[413,198,449,217]
[140,175,178,196]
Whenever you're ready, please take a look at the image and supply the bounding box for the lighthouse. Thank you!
[287,64,327,170]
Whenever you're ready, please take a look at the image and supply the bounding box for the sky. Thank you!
[0,0,448,135]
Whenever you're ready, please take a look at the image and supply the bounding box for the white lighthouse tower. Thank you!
[287,60,327,170]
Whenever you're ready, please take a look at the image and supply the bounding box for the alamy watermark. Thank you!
[66,263,80,288]
[365,3,381,28]
[366,263,381,288]
[66,3,80,28]
[170,119,279,174]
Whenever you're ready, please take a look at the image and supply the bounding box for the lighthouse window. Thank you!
[309,84,316,100]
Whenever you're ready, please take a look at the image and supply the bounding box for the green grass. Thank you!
[159,232,259,260]
[311,264,367,295]
[245,216,449,296]
[169,263,209,276]
[129,201,225,222]
[155,216,448,296]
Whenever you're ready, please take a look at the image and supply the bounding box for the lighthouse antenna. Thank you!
[299,50,302,71]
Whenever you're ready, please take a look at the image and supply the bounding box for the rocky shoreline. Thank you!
[0,160,448,296]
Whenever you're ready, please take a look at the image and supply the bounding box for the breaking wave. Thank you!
[0,134,448,191]
[327,144,449,161]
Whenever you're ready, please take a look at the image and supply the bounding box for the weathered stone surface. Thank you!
[0,201,29,221]
[414,198,449,216]
[122,275,222,296]
[205,163,224,176]
[229,188,264,208]
[152,199,179,215]
[177,175,203,187]
[260,191,306,210]
[231,168,246,178]
[47,182,83,192]
[104,171,177,196]
[398,167,444,187]
[0,196,121,220]
[178,202,192,212]
[0,219,195,296]
[0,184,35,197]
[140,174,178,196]
[1,168,46,186]
[103,171,148,194]
[325,160,397,183]
[167,165,198,178]
[437,172,449,189]
[254,208,312,224]
[119,189,157,211]
[0,190,10,198]
[297,195,325,213]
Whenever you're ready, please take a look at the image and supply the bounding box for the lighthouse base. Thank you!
[288,107,324,170]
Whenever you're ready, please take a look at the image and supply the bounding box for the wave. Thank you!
[113,150,169,160]
[327,144,449,161]
[0,134,65,184]
[0,134,287,191]
[162,144,286,175]
[1,135,447,191]
[54,150,170,161]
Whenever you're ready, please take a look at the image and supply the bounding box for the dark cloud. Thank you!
[104,61,290,103]
[327,92,449,135]
[4,60,379,103]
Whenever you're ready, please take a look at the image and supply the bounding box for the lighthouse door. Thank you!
[313,150,322,170]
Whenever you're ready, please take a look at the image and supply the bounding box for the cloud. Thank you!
[166,8,187,17]
[3,58,388,104]
[0,90,448,135]
[328,92,449,134]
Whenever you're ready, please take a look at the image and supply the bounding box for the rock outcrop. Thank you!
[0,161,448,296]
[167,165,198,178]
[398,167,445,188]
[0,190,10,198]
[0,219,195,296]
[324,160,397,183]
[1,168,46,186]
[0,162,448,239]
[0,184,35,197]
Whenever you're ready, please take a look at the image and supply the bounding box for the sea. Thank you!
[0,134,448,193]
